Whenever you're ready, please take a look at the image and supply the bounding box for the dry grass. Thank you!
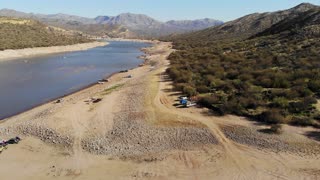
[0,17,32,25]
[100,84,124,96]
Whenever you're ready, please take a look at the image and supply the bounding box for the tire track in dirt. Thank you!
[150,53,297,179]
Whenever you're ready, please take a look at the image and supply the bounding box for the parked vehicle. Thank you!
[99,79,109,82]
[179,97,197,108]
[180,99,188,106]
[55,99,63,104]
[92,98,103,103]
[6,137,21,144]
[179,96,188,100]
[119,70,129,73]
[186,102,197,107]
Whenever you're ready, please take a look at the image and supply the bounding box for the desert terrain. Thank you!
[0,41,319,180]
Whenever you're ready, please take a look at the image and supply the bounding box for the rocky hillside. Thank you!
[165,3,320,128]
[0,9,95,24]
[0,9,223,38]
[0,17,91,50]
[254,6,320,38]
[168,3,318,43]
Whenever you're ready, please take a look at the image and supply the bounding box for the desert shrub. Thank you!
[289,97,317,113]
[284,89,300,99]
[166,68,180,80]
[175,71,192,83]
[270,97,289,109]
[313,112,320,121]
[269,124,283,134]
[258,109,285,124]
[222,98,244,115]
[293,86,313,97]
[198,96,220,108]
[304,96,318,105]
[197,85,210,93]
[272,77,290,88]
[226,69,239,79]
[290,116,314,127]
[289,101,307,113]
[238,96,260,109]
[183,86,197,97]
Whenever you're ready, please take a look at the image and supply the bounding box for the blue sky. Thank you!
[0,0,319,22]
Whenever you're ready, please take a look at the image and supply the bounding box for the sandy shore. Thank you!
[0,41,108,62]
[0,41,319,179]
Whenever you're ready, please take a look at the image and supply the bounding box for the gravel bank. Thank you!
[221,125,320,157]
[0,122,74,148]
[82,73,218,157]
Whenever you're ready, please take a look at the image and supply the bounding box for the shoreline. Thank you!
[0,40,156,121]
[0,73,113,121]
[0,41,108,62]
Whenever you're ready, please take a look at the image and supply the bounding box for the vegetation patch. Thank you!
[164,8,320,128]
[0,17,91,50]
[101,84,124,96]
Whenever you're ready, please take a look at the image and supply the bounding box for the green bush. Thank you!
[271,97,289,109]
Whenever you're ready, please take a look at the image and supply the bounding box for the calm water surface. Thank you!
[0,41,150,120]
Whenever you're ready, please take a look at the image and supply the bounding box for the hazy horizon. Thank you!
[0,0,319,22]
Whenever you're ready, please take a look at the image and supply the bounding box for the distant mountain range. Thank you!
[0,9,223,38]
[94,13,223,36]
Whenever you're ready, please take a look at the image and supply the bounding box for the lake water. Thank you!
[0,41,150,120]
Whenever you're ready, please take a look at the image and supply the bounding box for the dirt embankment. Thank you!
[0,41,108,62]
[81,71,217,157]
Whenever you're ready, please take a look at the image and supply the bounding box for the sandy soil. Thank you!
[0,41,108,62]
[0,41,320,180]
